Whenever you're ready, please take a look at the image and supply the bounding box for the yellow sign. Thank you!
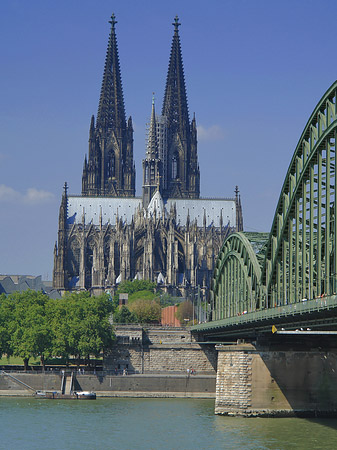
[272,325,277,334]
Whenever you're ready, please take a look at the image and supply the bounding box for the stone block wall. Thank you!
[215,343,337,416]
[143,344,216,373]
[104,343,216,374]
[114,325,143,344]
[105,326,216,374]
[215,345,252,415]
[145,328,196,344]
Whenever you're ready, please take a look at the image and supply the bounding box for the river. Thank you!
[1,397,337,449]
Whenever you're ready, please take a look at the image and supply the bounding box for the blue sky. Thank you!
[1,0,337,278]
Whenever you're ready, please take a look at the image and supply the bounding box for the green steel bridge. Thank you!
[193,80,337,340]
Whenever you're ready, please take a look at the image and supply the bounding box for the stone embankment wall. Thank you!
[215,343,337,417]
[105,344,216,374]
[0,326,217,398]
[105,326,216,375]
[0,372,215,398]
[0,373,60,395]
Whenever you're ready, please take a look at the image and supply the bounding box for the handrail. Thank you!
[1,370,36,392]
[192,295,337,332]
[61,373,65,394]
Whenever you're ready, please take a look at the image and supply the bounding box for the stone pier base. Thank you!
[215,343,337,417]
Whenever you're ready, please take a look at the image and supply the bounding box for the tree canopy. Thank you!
[113,280,157,309]
[175,300,194,325]
[113,305,138,324]
[0,290,115,367]
[128,299,162,324]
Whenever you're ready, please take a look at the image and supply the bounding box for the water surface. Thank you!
[1,397,337,449]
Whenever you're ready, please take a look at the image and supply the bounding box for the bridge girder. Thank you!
[210,80,337,324]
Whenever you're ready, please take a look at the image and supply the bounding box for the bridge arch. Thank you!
[212,232,266,320]
[212,80,337,318]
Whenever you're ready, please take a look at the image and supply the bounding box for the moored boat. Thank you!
[35,390,96,400]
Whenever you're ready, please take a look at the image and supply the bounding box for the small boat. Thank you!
[74,391,96,399]
[35,372,96,399]
[35,390,96,400]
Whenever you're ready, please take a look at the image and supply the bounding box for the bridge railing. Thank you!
[192,295,337,332]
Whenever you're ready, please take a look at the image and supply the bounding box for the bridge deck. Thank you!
[192,295,337,338]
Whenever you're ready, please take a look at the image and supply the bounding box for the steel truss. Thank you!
[212,81,337,320]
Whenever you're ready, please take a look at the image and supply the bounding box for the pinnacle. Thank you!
[109,13,117,30]
[173,15,181,31]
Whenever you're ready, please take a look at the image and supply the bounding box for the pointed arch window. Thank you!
[172,153,179,179]
[107,150,115,178]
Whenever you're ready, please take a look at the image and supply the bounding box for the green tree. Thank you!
[113,280,157,309]
[159,293,180,307]
[46,296,71,361]
[0,294,13,358]
[49,292,115,365]
[113,306,138,324]
[175,300,194,325]
[129,299,162,324]
[77,293,115,361]
[128,290,158,303]
[6,290,52,370]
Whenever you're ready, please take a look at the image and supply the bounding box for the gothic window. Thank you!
[178,240,185,274]
[150,164,155,182]
[67,238,80,277]
[145,165,149,183]
[107,150,115,178]
[172,153,179,179]
[85,237,96,289]
[104,237,111,279]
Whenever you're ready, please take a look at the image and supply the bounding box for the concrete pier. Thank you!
[215,343,337,416]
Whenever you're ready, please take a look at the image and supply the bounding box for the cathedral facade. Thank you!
[53,15,243,298]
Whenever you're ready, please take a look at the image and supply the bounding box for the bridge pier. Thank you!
[215,343,337,416]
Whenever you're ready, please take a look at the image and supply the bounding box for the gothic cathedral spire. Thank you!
[161,16,200,199]
[82,14,135,197]
[142,95,162,207]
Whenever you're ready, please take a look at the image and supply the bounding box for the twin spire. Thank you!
[96,13,126,133]
[82,14,200,201]
[162,14,190,137]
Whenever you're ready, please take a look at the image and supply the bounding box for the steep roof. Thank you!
[67,195,237,228]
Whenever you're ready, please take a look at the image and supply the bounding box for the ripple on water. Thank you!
[1,398,337,450]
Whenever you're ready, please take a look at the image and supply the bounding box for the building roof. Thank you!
[0,275,61,298]
[166,198,236,228]
[67,197,142,225]
[67,195,237,228]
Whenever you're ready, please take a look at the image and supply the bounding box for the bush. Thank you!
[129,299,162,324]
[175,300,194,325]
[113,280,157,310]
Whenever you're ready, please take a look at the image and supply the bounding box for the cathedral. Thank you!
[53,14,243,298]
